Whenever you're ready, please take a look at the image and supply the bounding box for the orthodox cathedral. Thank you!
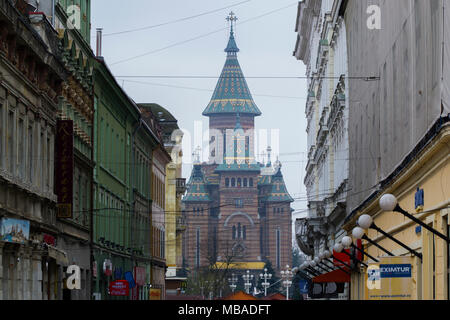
[182,13,293,276]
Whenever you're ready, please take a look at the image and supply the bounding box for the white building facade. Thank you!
[293,0,350,298]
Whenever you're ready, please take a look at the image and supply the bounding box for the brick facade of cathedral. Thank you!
[182,22,293,277]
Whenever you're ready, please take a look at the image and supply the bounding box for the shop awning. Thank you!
[312,269,350,283]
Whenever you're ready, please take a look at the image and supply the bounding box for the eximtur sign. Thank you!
[379,264,412,278]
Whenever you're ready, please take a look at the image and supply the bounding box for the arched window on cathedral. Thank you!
[231,178,236,187]
[273,208,276,214]
[281,208,284,214]
[249,178,253,187]
[238,223,241,239]
[232,226,236,239]
[243,178,247,187]
[237,178,241,187]
[201,208,204,215]
[225,178,229,187]
[243,226,246,240]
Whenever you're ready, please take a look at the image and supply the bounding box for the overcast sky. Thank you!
[90,0,308,218]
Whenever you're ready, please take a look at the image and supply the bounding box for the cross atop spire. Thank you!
[225,12,239,54]
[226,11,238,32]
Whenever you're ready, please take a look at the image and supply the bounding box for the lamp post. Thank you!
[380,194,450,243]
[242,270,253,294]
[280,265,293,300]
[357,213,422,260]
[332,243,353,269]
[228,274,238,293]
[259,268,272,297]
[357,217,394,256]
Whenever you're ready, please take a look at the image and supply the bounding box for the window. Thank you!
[8,111,14,173]
[243,178,247,187]
[237,178,241,187]
[225,177,229,187]
[243,226,246,240]
[196,228,200,268]
[0,103,3,168]
[28,122,33,182]
[235,198,243,208]
[232,226,236,240]
[249,178,253,187]
[231,178,235,187]
[238,223,241,239]
[276,228,281,269]
[18,118,24,178]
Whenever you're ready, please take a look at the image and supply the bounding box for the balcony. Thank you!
[176,216,186,232]
[176,178,186,195]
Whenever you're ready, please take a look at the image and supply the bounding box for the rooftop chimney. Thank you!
[96,28,103,57]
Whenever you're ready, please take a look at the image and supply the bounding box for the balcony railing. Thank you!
[176,178,186,194]
[176,216,186,232]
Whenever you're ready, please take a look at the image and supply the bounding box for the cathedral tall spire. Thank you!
[202,12,261,117]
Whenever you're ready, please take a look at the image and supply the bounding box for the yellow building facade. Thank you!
[344,121,450,300]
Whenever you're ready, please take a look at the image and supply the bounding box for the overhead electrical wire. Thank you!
[109,2,299,66]
[102,0,253,37]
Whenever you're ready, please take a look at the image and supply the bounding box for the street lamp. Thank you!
[349,228,380,262]
[228,274,238,293]
[259,268,272,297]
[320,250,351,275]
[280,265,293,300]
[357,213,422,260]
[380,194,450,243]
[353,225,394,257]
[341,236,369,267]
[242,270,254,294]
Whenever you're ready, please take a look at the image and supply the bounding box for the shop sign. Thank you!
[367,256,413,300]
[109,280,129,296]
[310,282,345,299]
[103,259,112,276]
[299,280,309,294]
[0,218,30,244]
[55,120,74,219]
[134,267,146,286]
[149,288,161,300]
[66,265,81,290]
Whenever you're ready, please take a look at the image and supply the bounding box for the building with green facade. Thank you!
[92,57,162,300]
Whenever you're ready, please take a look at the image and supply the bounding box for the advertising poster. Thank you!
[0,218,30,244]
[367,256,413,300]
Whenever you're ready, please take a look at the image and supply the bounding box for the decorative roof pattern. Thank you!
[265,168,294,203]
[202,28,261,116]
[214,162,261,172]
[183,165,211,202]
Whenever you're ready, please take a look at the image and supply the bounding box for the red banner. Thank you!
[134,267,146,286]
[333,249,351,268]
[109,280,129,296]
[55,120,74,218]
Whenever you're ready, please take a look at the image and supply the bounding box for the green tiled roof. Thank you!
[265,168,294,203]
[202,30,261,117]
[214,163,261,172]
[183,165,211,202]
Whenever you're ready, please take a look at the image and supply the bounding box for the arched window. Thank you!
[249,178,253,187]
[237,178,241,187]
[281,208,284,214]
[273,208,276,214]
[238,223,241,239]
[243,226,246,239]
[225,178,230,187]
[243,178,247,187]
[232,226,236,239]
[231,178,236,187]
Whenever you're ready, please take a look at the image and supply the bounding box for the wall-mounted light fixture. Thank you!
[357,213,422,260]
[380,194,450,243]
[353,225,394,257]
